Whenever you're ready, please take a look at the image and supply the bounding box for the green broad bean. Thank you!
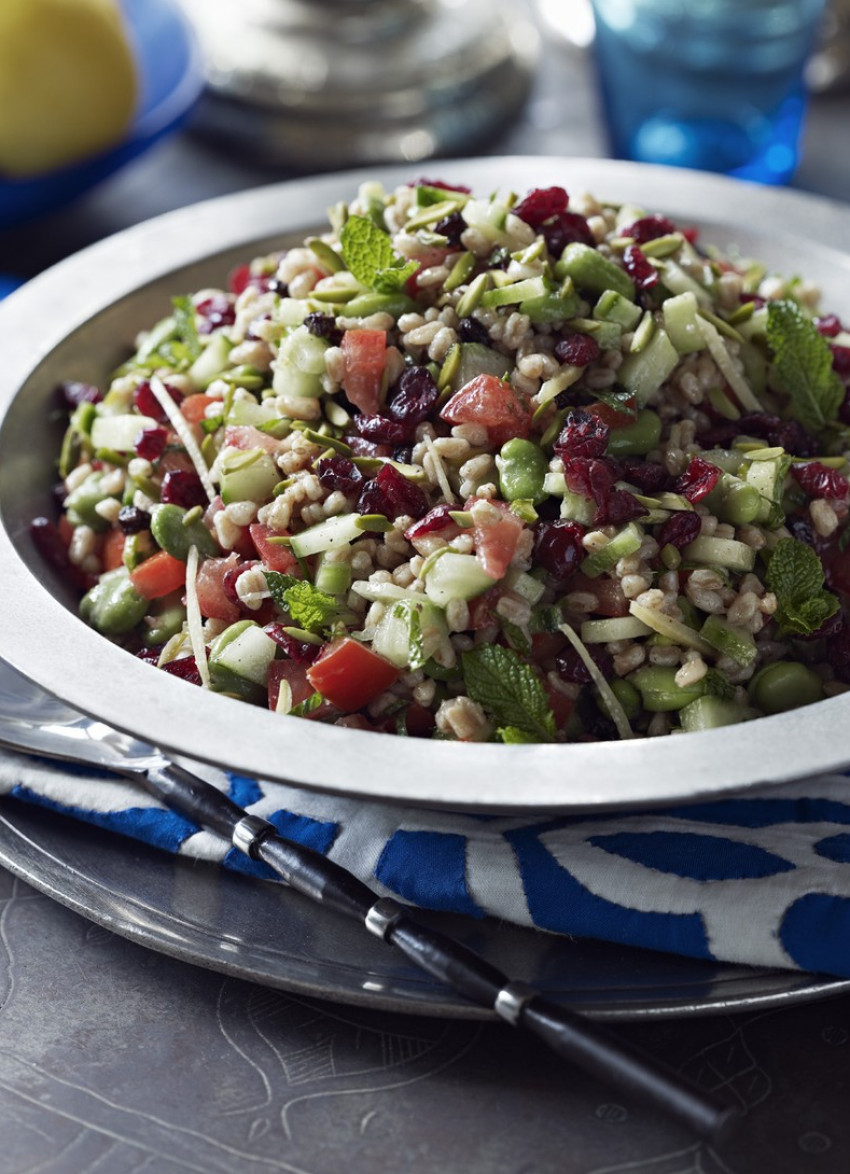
[150,504,219,561]
[64,472,113,532]
[717,477,762,526]
[599,678,642,721]
[606,409,662,458]
[628,665,705,712]
[80,568,148,636]
[496,438,548,504]
[748,661,823,715]
[145,603,187,645]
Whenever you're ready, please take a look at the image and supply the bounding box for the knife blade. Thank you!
[0,659,736,1142]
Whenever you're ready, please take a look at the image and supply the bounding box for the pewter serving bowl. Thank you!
[1,157,849,812]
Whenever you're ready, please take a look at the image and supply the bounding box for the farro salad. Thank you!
[33,178,850,744]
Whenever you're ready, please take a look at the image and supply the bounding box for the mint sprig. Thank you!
[765,536,839,637]
[339,215,419,293]
[265,572,341,635]
[462,645,556,742]
[766,300,843,434]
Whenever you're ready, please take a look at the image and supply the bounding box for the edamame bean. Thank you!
[145,602,187,645]
[748,661,823,715]
[599,678,642,721]
[150,503,218,561]
[80,568,148,635]
[496,438,548,504]
[606,409,662,458]
[718,479,762,526]
[628,665,705,712]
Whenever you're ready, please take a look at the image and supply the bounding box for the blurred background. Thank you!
[0,0,847,292]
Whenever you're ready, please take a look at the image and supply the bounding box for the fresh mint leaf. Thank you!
[265,571,340,635]
[701,669,735,701]
[339,215,419,294]
[462,644,556,742]
[289,691,324,718]
[500,619,532,657]
[171,295,202,361]
[765,536,840,637]
[498,726,539,744]
[766,300,843,434]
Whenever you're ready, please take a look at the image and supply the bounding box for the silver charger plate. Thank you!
[2,157,850,812]
[1,793,847,1020]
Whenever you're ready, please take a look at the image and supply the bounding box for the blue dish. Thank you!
[0,0,204,230]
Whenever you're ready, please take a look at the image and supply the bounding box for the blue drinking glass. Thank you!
[589,0,828,184]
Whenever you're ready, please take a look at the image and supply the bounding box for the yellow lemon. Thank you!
[0,0,138,178]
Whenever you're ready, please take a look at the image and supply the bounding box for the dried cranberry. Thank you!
[358,463,428,520]
[791,462,850,502]
[160,470,208,509]
[457,317,491,345]
[404,503,457,541]
[542,211,595,256]
[598,489,645,526]
[161,655,203,685]
[675,457,721,503]
[554,333,601,367]
[554,408,610,460]
[619,458,670,493]
[433,211,466,244]
[135,426,168,461]
[118,505,151,534]
[316,455,362,497]
[222,560,256,606]
[562,456,615,503]
[735,412,817,457]
[622,245,658,291]
[387,366,438,423]
[304,312,343,345]
[58,380,102,408]
[786,514,816,546]
[196,294,236,334]
[228,263,286,297]
[134,380,183,422]
[264,623,322,663]
[833,345,850,380]
[533,519,586,580]
[354,414,413,445]
[30,517,70,572]
[657,510,701,549]
[817,314,844,338]
[513,186,569,227]
[136,648,161,666]
[556,643,612,684]
[620,214,677,243]
[346,435,392,458]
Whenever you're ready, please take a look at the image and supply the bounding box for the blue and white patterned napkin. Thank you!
[2,747,850,978]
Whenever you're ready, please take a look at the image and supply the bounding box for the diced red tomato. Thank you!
[130,550,187,600]
[467,586,503,630]
[307,637,400,712]
[195,552,242,622]
[545,682,575,731]
[101,529,126,572]
[470,499,524,580]
[340,329,387,415]
[268,660,338,719]
[440,374,532,447]
[223,425,282,454]
[249,523,301,575]
[180,394,218,424]
[588,398,637,428]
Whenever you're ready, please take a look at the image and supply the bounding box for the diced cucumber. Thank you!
[219,448,280,505]
[564,317,623,350]
[209,620,278,701]
[555,243,636,300]
[617,328,679,404]
[271,325,330,398]
[580,616,653,643]
[681,535,757,573]
[594,289,642,330]
[189,333,232,389]
[679,695,749,731]
[628,601,714,656]
[90,413,157,453]
[503,567,546,605]
[662,291,706,354]
[422,550,495,606]
[313,554,352,596]
[480,275,552,308]
[520,289,581,325]
[226,396,280,429]
[460,197,513,245]
[581,522,643,578]
[442,342,511,394]
[742,453,789,523]
[657,259,711,306]
[288,513,365,558]
[699,614,757,666]
[372,598,449,669]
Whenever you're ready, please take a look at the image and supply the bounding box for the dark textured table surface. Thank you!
[2,11,850,1171]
